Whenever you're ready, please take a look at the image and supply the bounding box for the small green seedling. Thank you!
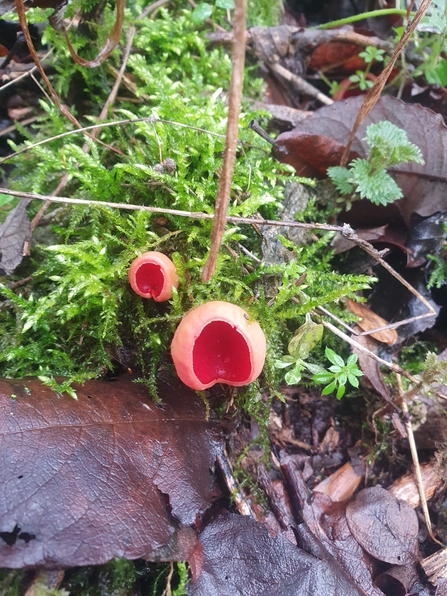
[274,315,324,385]
[312,347,363,400]
[191,0,235,24]
[328,121,424,206]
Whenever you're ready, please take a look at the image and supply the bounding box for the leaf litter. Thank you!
[0,375,222,568]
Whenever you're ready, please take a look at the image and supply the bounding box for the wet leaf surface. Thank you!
[345,297,398,345]
[0,198,30,275]
[283,96,447,224]
[346,486,420,565]
[188,513,364,596]
[0,375,222,568]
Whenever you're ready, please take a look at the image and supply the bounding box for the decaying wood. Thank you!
[313,462,363,502]
[421,549,447,587]
[389,460,445,509]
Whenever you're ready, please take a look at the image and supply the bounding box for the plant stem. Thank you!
[202,0,246,282]
[316,9,415,30]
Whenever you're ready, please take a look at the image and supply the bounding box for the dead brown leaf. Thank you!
[0,375,222,568]
[346,297,398,345]
[346,486,420,565]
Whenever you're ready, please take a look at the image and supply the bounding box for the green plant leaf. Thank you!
[285,365,303,385]
[347,373,360,388]
[321,380,337,395]
[327,166,354,195]
[216,0,235,8]
[325,347,345,367]
[312,372,334,384]
[346,354,358,366]
[336,384,346,399]
[191,3,213,23]
[288,317,323,359]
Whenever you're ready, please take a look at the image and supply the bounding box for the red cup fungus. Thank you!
[128,251,178,302]
[171,301,266,390]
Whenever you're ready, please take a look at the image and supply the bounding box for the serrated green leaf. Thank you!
[327,166,354,195]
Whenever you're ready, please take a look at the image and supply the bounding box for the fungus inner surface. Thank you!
[135,263,164,297]
[192,321,251,384]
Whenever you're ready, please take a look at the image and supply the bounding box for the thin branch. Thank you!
[14,0,118,158]
[0,117,225,166]
[202,0,246,282]
[397,374,446,549]
[319,319,419,384]
[340,0,432,166]
[270,63,333,106]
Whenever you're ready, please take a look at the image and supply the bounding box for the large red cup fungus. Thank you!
[128,251,178,302]
[171,301,266,390]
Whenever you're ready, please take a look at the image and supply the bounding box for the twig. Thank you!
[216,450,254,517]
[340,0,432,166]
[0,117,225,166]
[269,63,333,106]
[397,374,446,549]
[14,0,117,158]
[319,319,419,384]
[30,26,137,231]
[202,0,246,282]
[139,0,171,20]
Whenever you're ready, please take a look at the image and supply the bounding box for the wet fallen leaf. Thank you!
[283,95,447,224]
[368,263,439,341]
[272,131,360,177]
[405,211,447,268]
[346,486,420,565]
[345,297,398,345]
[0,375,222,568]
[188,513,364,596]
[351,329,392,402]
[280,456,385,596]
[0,198,30,275]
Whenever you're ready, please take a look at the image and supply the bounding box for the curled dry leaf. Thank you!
[0,375,222,568]
[345,297,398,345]
[346,486,420,565]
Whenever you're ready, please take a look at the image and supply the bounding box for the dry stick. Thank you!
[0,185,436,378]
[0,118,225,167]
[396,374,446,549]
[320,319,419,384]
[0,186,433,326]
[139,0,171,20]
[202,0,246,282]
[269,63,333,106]
[340,0,432,166]
[30,26,137,232]
[14,0,120,157]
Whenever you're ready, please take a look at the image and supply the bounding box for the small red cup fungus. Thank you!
[128,251,178,302]
[171,301,266,390]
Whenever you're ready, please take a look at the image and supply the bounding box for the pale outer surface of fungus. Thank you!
[128,251,178,302]
[171,301,267,390]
